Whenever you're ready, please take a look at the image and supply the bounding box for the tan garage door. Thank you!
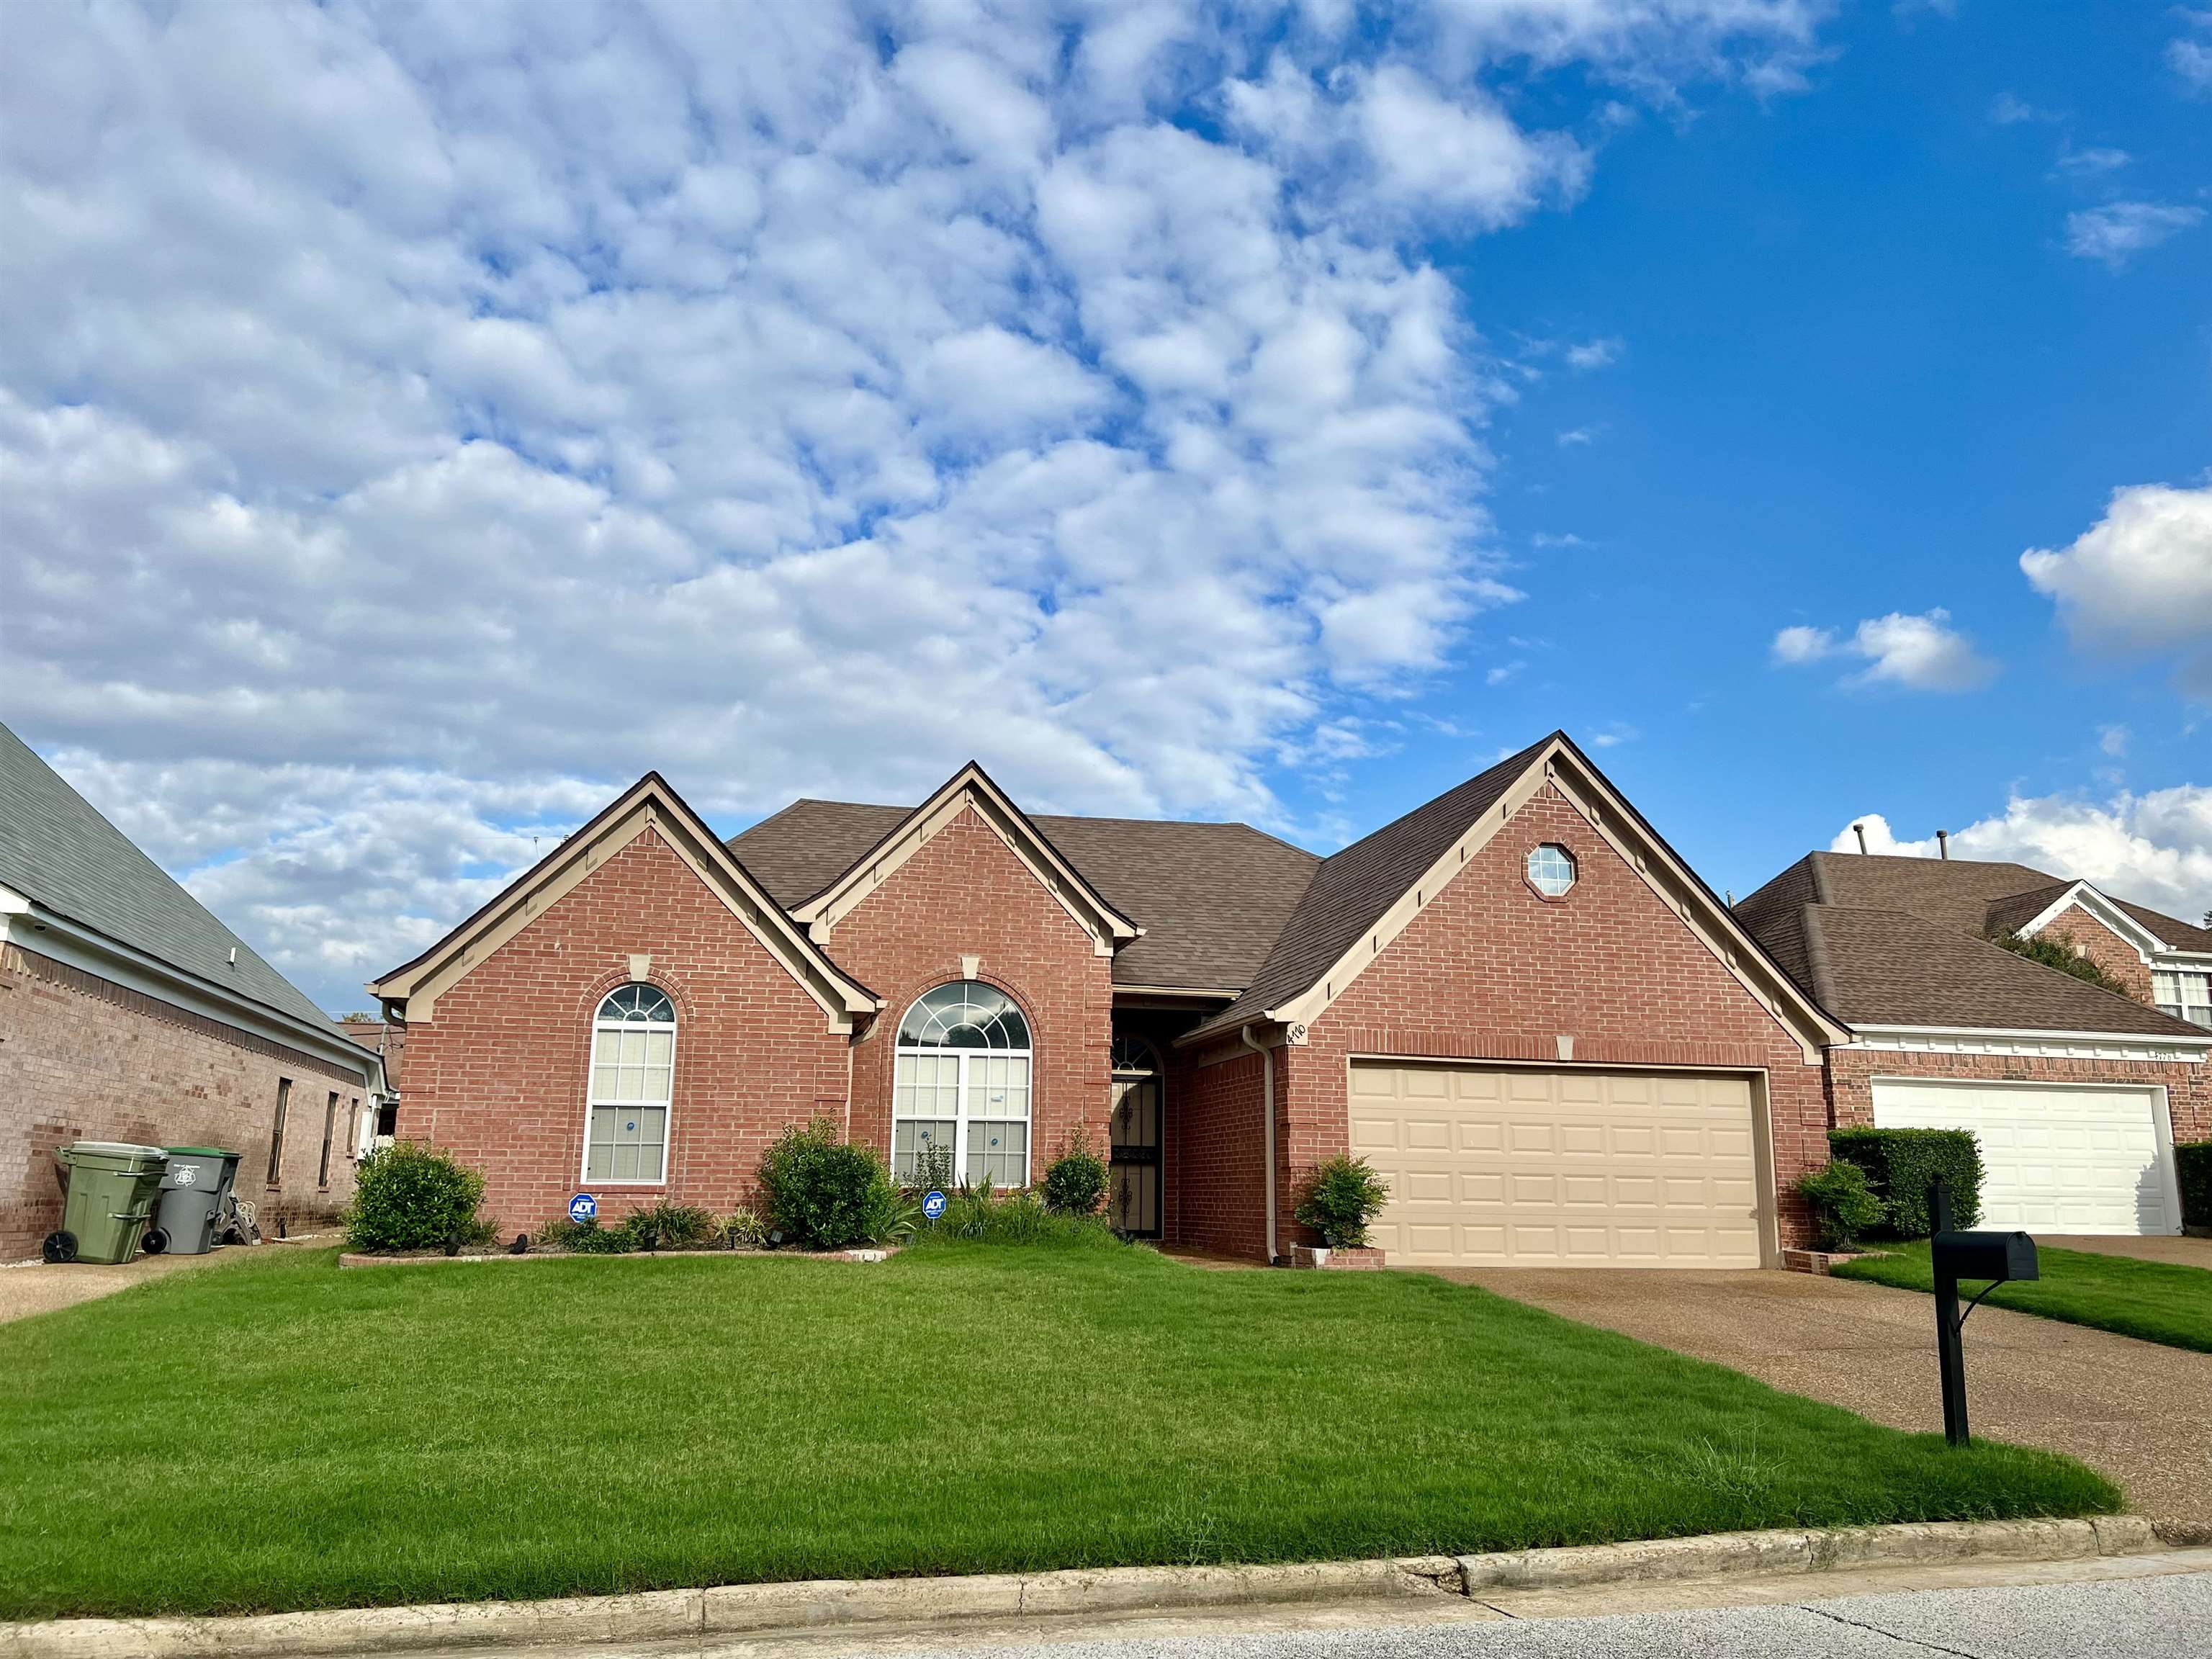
[1348,1063,1764,1267]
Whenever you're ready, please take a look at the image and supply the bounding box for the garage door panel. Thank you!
[1871,1079,2172,1236]
[1352,1063,1763,1268]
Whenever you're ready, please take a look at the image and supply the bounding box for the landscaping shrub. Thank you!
[759,1118,895,1249]
[2179,1141,2212,1231]
[913,1181,1120,1246]
[860,1183,920,1245]
[621,1202,719,1252]
[724,1205,767,1248]
[1292,1156,1391,1249]
[905,1139,956,1197]
[1040,1131,1108,1216]
[539,1215,631,1254]
[1827,1127,1983,1237]
[343,1141,495,1254]
[1794,1160,1884,1251]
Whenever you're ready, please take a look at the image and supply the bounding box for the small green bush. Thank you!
[343,1141,496,1254]
[913,1181,1120,1247]
[1828,1127,1984,1238]
[2179,1141,2212,1229]
[544,1215,630,1253]
[1292,1156,1391,1249]
[1794,1160,1884,1251]
[759,1118,894,1249]
[905,1140,956,1197]
[724,1205,767,1248]
[1041,1131,1108,1216]
[1990,931,2139,1001]
[621,1201,719,1251]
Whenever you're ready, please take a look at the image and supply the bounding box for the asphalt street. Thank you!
[858,1571,2212,1659]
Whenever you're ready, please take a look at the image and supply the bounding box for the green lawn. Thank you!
[0,1243,2118,1622]
[1833,1240,2212,1353]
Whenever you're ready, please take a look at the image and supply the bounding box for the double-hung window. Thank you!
[586,984,675,1182]
[892,981,1032,1187]
[2154,968,2212,1028]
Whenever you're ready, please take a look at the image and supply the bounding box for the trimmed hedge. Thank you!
[1827,1127,1983,1238]
[2180,1141,2212,1230]
[343,1141,495,1254]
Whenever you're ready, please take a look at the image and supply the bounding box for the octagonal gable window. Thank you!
[1526,843,1578,898]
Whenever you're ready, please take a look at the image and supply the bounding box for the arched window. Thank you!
[894,981,1032,1187]
[586,984,675,1184]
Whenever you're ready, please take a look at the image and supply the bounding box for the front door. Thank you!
[1109,1038,1162,1238]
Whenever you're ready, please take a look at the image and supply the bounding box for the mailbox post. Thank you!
[1927,1178,2038,1447]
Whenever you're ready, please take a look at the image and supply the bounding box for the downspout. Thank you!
[1239,1024,1278,1265]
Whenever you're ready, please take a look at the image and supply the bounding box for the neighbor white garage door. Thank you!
[1870,1079,2177,1236]
[1347,1063,1764,1267]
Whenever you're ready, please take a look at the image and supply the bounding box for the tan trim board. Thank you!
[794,762,1141,955]
[369,774,878,1028]
[1265,739,1846,1063]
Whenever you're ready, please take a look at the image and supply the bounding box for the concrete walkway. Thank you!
[0,1235,336,1325]
[1434,1267,2212,1536]
[2040,1234,2212,1269]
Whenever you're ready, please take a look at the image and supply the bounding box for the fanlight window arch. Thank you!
[893,981,1032,1187]
[585,984,675,1184]
[1110,1035,1159,1076]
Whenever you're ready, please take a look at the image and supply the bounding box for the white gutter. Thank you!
[1239,1024,1279,1265]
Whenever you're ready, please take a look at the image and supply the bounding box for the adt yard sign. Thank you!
[568,1192,598,1224]
[922,1190,947,1222]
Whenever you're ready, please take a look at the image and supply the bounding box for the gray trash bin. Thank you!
[147,1147,241,1256]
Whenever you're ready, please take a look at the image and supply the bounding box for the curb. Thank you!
[0,1517,2163,1658]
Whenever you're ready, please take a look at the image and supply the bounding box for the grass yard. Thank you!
[0,1242,2118,1622]
[1833,1239,2212,1354]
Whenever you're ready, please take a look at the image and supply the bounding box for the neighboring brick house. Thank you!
[0,724,387,1259]
[372,736,1855,1264]
[1737,852,2211,1238]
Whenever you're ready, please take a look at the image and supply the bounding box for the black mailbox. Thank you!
[1932,1229,2038,1285]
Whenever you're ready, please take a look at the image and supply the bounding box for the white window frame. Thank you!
[583,985,676,1187]
[892,982,1033,1188]
[1527,842,1577,897]
[2154,968,2211,1029]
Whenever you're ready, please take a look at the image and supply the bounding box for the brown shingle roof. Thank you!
[727,800,1319,992]
[1187,736,1557,1038]
[1789,905,2205,1038]
[2111,898,2212,954]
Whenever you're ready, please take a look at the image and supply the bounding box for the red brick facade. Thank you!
[1,943,369,1258]
[2033,902,2156,1004]
[824,806,1115,1174]
[1177,786,1831,1260]
[398,828,852,1233]
[1827,1045,2211,1146]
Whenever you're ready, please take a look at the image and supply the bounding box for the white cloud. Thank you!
[2064,201,2205,266]
[2171,21,2212,96]
[2099,724,2130,758]
[0,0,1839,1007]
[1565,338,1621,369]
[1834,788,2212,930]
[2053,145,2129,176]
[2021,484,2212,700]
[1770,609,1998,691]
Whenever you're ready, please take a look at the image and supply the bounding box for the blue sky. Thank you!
[2,1,2206,1012]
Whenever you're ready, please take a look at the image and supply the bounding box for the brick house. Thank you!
[1,724,387,1259]
[372,735,1874,1264]
[1736,852,2210,1237]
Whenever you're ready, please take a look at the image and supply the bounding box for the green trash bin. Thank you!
[49,1143,168,1264]
[147,1148,240,1256]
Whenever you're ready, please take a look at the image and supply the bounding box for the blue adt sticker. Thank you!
[922,1190,947,1221]
[568,1192,598,1223]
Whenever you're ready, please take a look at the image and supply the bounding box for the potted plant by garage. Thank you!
[1292,1156,1390,1266]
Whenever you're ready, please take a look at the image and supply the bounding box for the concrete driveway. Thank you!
[1431,1267,2212,1537]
